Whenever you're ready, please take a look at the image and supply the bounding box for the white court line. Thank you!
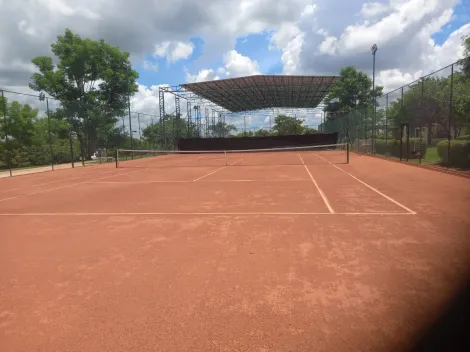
[0,168,147,203]
[298,155,335,214]
[0,169,117,193]
[89,178,312,184]
[315,154,417,215]
[193,159,243,182]
[0,212,415,216]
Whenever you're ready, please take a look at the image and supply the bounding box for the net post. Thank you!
[115,149,119,168]
[346,143,350,164]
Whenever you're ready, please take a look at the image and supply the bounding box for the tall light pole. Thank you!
[371,44,378,153]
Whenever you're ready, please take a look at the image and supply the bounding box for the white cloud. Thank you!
[1,0,469,121]
[222,50,259,77]
[281,33,304,74]
[186,50,259,82]
[154,41,194,63]
[270,23,302,49]
[143,60,158,72]
[186,69,221,83]
[360,2,390,18]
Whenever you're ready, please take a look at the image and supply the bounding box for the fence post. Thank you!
[448,63,454,163]
[418,78,424,164]
[400,87,405,160]
[1,90,12,177]
[69,131,75,168]
[45,98,54,171]
[385,93,388,144]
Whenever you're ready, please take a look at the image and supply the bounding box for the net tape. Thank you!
[117,143,348,155]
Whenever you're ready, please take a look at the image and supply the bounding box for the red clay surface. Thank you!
[1,153,469,352]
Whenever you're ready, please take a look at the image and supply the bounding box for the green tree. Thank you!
[303,127,318,135]
[0,96,38,146]
[142,115,198,148]
[208,122,236,137]
[461,34,470,77]
[236,131,254,137]
[324,66,383,113]
[29,28,139,158]
[452,71,470,136]
[272,115,305,135]
[253,128,271,136]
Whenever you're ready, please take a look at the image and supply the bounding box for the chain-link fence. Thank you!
[320,59,470,169]
[1,85,323,176]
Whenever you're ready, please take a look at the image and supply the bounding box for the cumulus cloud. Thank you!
[1,0,469,117]
[154,41,194,63]
[186,50,259,82]
[360,2,391,18]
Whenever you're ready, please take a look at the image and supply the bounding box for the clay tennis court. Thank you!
[1,149,469,351]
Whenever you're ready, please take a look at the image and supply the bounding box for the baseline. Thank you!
[0,211,417,216]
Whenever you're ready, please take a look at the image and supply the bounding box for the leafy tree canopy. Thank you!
[461,34,470,77]
[324,66,383,113]
[28,28,139,157]
[272,115,306,135]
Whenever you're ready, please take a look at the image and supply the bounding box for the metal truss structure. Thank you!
[158,75,338,143]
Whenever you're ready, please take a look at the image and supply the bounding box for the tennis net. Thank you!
[116,143,349,168]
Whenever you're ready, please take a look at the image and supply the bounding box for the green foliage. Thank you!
[324,66,383,113]
[0,96,38,146]
[385,72,470,143]
[142,116,199,148]
[430,138,447,147]
[460,34,470,77]
[303,127,318,135]
[437,139,470,167]
[374,138,428,159]
[235,129,273,137]
[29,28,139,158]
[272,115,305,135]
[208,122,236,137]
[0,96,83,169]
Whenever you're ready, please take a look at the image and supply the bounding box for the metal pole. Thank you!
[371,44,378,154]
[46,98,54,170]
[448,63,454,163]
[372,51,376,153]
[126,65,133,157]
[1,90,12,176]
[419,79,424,164]
[137,113,142,148]
[385,93,388,144]
[69,131,75,168]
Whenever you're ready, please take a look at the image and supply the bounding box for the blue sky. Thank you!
[132,0,469,90]
[2,0,469,130]
[135,33,284,87]
[432,0,470,45]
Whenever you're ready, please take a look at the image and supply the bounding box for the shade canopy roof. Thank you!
[181,75,339,113]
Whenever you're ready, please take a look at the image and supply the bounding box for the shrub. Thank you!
[455,135,469,141]
[437,140,470,168]
[430,138,447,146]
[374,138,427,159]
